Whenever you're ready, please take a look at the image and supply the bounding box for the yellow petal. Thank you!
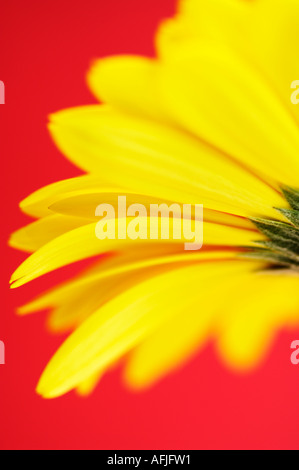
[252,0,299,126]
[124,267,251,389]
[87,56,164,120]
[169,0,299,126]
[126,269,299,388]
[10,219,263,289]
[217,272,299,370]
[19,175,114,218]
[19,250,239,332]
[158,42,299,187]
[76,369,103,396]
[158,0,250,60]
[49,191,256,230]
[9,214,89,252]
[36,260,262,398]
[49,105,285,219]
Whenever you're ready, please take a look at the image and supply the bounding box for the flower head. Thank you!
[10,0,299,398]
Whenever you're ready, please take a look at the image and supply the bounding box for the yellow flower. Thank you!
[10,0,299,398]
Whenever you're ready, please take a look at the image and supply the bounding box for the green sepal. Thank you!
[245,187,299,274]
[275,207,299,228]
[281,186,299,211]
[240,248,299,270]
[255,240,299,262]
[251,217,299,254]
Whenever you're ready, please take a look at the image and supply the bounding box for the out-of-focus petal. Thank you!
[36,260,263,398]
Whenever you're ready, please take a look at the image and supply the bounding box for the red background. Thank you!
[1,0,299,450]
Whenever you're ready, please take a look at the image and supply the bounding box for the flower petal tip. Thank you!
[36,378,60,400]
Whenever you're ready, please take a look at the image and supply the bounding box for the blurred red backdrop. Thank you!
[1,0,299,450]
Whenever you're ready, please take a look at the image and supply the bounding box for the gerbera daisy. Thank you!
[10,0,299,398]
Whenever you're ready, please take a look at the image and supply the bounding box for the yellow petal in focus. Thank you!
[49,190,256,230]
[49,105,285,219]
[19,175,115,218]
[10,219,263,289]
[9,214,89,252]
